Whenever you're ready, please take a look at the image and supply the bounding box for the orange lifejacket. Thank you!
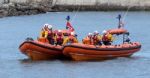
[82,36,93,45]
[38,37,49,43]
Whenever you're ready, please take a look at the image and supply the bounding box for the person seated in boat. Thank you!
[102,30,114,45]
[92,31,102,45]
[38,24,49,43]
[63,32,78,45]
[40,24,49,38]
[55,30,64,46]
[82,33,93,45]
[124,32,131,43]
[47,24,55,45]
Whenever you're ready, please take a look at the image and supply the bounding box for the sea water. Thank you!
[0,12,149,78]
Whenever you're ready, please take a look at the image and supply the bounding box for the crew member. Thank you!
[63,32,78,45]
[47,25,55,45]
[102,30,114,45]
[93,31,102,45]
[38,24,49,43]
[55,30,64,46]
[82,33,93,45]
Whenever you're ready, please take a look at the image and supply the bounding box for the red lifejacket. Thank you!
[102,35,109,41]
[48,30,54,38]
[56,35,63,42]
[93,35,98,40]
[92,35,98,44]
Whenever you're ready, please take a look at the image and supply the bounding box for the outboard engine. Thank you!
[26,37,34,41]
[123,32,130,43]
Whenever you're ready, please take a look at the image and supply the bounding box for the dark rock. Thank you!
[0,0,54,18]
[0,9,8,17]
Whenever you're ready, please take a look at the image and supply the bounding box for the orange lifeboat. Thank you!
[107,28,127,34]
[63,42,141,61]
[19,40,63,60]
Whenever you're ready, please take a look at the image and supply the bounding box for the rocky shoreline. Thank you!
[0,1,150,18]
[0,0,53,18]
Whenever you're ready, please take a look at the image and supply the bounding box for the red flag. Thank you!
[66,21,74,31]
[66,21,72,28]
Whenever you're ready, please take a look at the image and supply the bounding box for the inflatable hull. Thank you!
[19,41,63,60]
[63,42,141,61]
[107,28,127,34]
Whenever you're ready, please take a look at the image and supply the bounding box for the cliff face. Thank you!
[52,0,150,11]
[53,0,150,6]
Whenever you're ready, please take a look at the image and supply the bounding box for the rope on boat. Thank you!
[70,0,81,23]
[122,7,131,21]
[122,1,133,21]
